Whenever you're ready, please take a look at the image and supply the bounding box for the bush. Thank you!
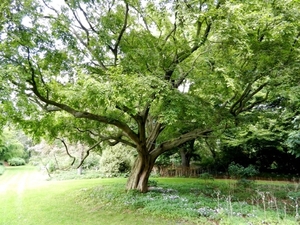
[228,162,258,179]
[8,157,26,166]
[228,162,258,188]
[0,165,5,175]
[99,145,135,177]
[199,172,214,181]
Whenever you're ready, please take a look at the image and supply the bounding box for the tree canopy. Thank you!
[0,0,299,191]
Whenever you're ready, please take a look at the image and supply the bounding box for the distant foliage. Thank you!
[99,145,135,177]
[199,172,214,181]
[228,162,259,188]
[286,131,300,158]
[8,157,26,166]
[0,163,5,175]
[228,162,258,179]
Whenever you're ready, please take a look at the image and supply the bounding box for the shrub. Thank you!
[99,145,135,177]
[148,179,158,187]
[8,157,26,166]
[199,172,214,181]
[228,162,258,179]
[228,162,258,188]
[0,165,5,175]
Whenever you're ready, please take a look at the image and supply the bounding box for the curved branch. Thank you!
[77,3,98,34]
[75,127,137,148]
[65,0,90,46]
[77,140,102,168]
[109,2,129,65]
[230,82,269,116]
[57,138,76,166]
[25,59,139,144]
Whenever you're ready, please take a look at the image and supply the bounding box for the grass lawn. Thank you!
[0,166,300,225]
[0,166,182,225]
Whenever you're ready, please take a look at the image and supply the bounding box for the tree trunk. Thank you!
[180,148,191,168]
[126,153,155,192]
[77,145,84,175]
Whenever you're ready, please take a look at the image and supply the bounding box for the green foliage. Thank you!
[51,169,102,181]
[99,145,135,177]
[228,162,258,180]
[199,172,214,181]
[148,179,158,187]
[0,127,27,161]
[285,116,300,157]
[8,157,26,166]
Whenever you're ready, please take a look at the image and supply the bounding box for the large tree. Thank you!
[0,0,299,191]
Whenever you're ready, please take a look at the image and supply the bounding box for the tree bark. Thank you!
[179,139,195,168]
[180,148,191,168]
[126,153,155,193]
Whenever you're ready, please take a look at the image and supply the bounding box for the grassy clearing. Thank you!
[1,167,300,225]
[0,167,187,225]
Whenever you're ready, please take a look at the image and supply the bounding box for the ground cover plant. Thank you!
[1,166,300,225]
[91,178,300,224]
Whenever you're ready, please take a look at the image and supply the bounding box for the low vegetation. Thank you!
[80,177,300,224]
[7,157,26,166]
[0,163,4,175]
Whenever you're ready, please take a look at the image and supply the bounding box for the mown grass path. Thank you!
[0,166,50,225]
[0,166,47,194]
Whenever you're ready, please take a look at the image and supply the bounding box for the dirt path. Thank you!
[0,166,48,195]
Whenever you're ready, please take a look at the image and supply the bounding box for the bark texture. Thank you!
[126,153,155,192]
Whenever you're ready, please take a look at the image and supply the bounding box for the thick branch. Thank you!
[146,122,164,151]
[240,91,269,113]
[230,82,269,116]
[151,128,212,158]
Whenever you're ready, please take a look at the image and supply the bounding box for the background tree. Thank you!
[0,0,299,191]
[0,127,27,162]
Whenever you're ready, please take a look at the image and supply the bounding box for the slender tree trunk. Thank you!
[126,153,155,192]
[77,145,84,175]
[53,153,60,169]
